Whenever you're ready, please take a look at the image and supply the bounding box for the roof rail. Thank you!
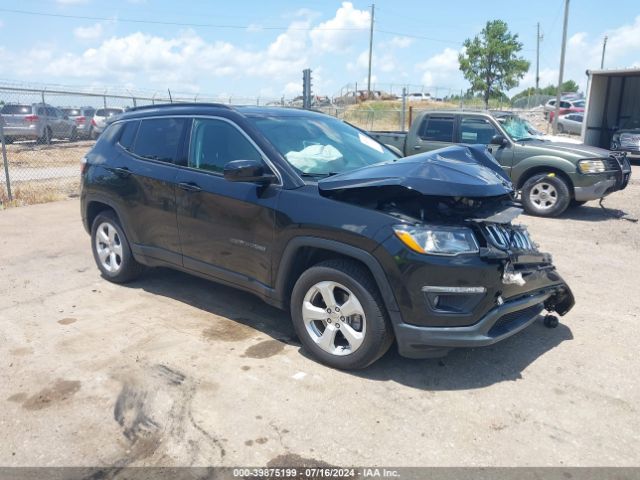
[125,102,234,112]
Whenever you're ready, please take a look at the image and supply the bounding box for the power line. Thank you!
[0,8,368,31]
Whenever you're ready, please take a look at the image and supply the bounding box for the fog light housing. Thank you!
[422,286,486,314]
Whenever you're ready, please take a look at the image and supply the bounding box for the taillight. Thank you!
[81,156,89,175]
[24,115,39,123]
[76,116,86,124]
[91,118,97,126]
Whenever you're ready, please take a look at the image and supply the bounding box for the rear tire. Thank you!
[521,173,571,217]
[290,259,393,370]
[557,124,565,133]
[91,210,144,283]
[69,127,78,142]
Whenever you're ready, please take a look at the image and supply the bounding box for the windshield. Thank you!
[500,116,539,141]
[249,114,398,176]
[1,105,32,115]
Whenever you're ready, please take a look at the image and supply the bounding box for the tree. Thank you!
[459,20,530,109]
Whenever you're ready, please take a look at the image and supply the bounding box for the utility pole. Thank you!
[552,0,570,134]
[366,3,375,100]
[600,35,608,69]
[536,22,543,91]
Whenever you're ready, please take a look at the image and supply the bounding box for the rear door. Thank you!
[458,115,515,173]
[175,116,280,289]
[410,114,455,154]
[111,117,187,265]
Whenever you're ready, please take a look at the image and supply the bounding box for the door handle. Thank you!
[178,182,202,192]
[107,166,131,177]
[413,145,422,150]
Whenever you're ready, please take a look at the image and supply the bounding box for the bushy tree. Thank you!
[459,20,530,109]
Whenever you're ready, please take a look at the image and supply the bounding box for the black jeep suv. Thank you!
[80,104,574,369]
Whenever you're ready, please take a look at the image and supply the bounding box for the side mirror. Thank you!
[489,134,507,146]
[223,159,275,184]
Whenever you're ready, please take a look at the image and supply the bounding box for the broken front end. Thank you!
[319,145,575,358]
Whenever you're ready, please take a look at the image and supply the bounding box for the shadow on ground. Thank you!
[121,267,573,391]
[556,202,636,222]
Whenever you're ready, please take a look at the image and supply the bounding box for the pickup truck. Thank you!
[370,110,631,217]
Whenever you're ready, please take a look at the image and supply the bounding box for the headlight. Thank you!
[578,159,606,174]
[393,224,479,256]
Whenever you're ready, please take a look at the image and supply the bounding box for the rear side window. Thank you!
[419,116,454,142]
[189,118,263,173]
[560,101,571,108]
[1,105,32,114]
[460,117,499,144]
[118,121,140,151]
[131,118,186,163]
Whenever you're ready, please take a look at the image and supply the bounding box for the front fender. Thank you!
[512,155,577,187]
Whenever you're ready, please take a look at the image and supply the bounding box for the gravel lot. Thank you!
[1,165,639,467]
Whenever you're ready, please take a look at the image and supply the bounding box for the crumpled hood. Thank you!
[318,145,514,198]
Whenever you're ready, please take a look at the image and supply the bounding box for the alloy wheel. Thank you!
[301,281,366,356]
[95,222,123,273]
[529,182,558,210]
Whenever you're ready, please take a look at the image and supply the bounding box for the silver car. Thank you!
[0,103,77,144]
[91,107,124,138]
[557,113,583,135]
[61,107,96,139]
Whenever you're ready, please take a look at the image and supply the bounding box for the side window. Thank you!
[118,121,140,151]
[560,101,571,108]
[460,117,499,144]
[419,116,454,142]
[131,118,186,163]
[188,118,263,173]
[37,107,45,115]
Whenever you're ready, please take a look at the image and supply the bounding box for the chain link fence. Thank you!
[0,85,272,206]
[1,84,559,207]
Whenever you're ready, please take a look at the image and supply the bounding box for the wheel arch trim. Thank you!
[275,236,402,322]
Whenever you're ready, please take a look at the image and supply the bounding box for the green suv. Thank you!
[370,110,631,217]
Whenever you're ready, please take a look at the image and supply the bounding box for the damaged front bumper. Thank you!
[376,223,575,359]
[394,282,574,358]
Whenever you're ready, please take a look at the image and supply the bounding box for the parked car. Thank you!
[544,98,585,121]
[91,107,125,138]
[406,92,431,102]
[556,113,583,135]
[80,103,575,369]
[61,107,96,139]
[0,103,77,144]
[369,110,631,217]
[610,117,640,157]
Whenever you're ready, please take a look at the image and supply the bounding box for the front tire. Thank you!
[521,173,571,217]
[91,210,143,283]
[290,259,393,369]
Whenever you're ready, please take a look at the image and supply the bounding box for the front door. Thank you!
[458,115,515,175]
[176,117,279,290]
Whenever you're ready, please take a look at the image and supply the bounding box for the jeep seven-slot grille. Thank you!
[483,225,537,251]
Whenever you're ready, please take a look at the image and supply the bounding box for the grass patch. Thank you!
[0,180,79,208]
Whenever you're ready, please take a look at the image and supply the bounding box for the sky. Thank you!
[0,0,639,100]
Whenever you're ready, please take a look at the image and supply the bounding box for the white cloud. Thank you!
[416,47,462,88]
[310,2,369,53]
[389,36,413,49]
[73,23,104,40]
[283,82,302,97]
